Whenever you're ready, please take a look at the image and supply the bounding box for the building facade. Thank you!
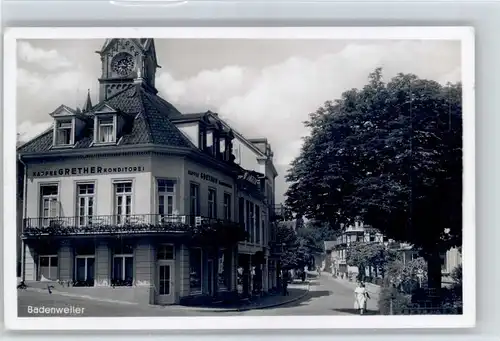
[325,222,385,277]
[323,221,462,283]
[18,38,275,305]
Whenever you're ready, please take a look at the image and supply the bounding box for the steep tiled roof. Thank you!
[18,84,195,154]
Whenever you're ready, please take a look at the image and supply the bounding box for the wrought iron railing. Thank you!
[22,214,223,237]
[399,305,463,315]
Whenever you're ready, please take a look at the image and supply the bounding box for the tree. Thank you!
[296,220,339,255]
[346,242,393,280]
[450,264,462,286]
[275,221,311,270]
[386,257,428,294]
[285,68,462,293]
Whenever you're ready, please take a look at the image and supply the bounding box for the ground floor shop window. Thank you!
[38,255,58,281]
[112,256,133,286]
[74,256,95,286]
[111,243,134,286]
[218,249,230,291]
[189,248,202,294]
[237,267,244,294]
[74,243,96,286]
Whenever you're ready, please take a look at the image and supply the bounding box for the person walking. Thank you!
[282,270,290,296]
[354,282,370,315]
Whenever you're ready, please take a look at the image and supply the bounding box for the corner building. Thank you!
[18,38,275,305]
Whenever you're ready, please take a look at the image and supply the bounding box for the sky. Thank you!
[16,38,461,204]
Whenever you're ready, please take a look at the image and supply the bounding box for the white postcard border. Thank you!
[3,26,475,330]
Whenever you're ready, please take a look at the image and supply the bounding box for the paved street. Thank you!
[242,274,379,316]
[17,275,379,317]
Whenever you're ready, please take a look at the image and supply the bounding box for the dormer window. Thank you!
[97,117,116,143]
[55,119,74,146]
[49,104,81,148]
[92,103,122,146]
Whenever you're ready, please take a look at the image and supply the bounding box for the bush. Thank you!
[451,264,462,285]
[378,284,412,315]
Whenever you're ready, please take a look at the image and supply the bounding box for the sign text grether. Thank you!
[188,170,233,189]
[31,165,146,177]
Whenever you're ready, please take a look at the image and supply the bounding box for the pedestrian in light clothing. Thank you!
[282,270,289,296]
[354,282,370,315]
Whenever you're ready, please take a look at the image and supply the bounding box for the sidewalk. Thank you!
[171,283,310,312]
[21,282,310,313]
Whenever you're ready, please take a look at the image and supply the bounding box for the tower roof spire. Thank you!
[82,89,92,113]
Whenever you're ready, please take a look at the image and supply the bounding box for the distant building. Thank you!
[324,222,384,277]
[323,221,462,283]
[442,247,462,280]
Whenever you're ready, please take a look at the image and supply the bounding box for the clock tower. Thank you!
[96,38,160,102]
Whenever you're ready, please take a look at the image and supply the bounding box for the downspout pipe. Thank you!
[18,154,28,282]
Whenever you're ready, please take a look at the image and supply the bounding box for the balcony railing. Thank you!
[23,214,222,237]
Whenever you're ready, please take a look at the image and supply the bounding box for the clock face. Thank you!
[111,52,135,77]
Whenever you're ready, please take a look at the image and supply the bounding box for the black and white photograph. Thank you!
[4,27,475,330]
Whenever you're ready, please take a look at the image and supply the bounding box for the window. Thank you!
[157,245,174,260]
[158,179,175,222]
[220,138,226,154]
[199,130,206,150]
[38,255,58,281]
[112,244,134,286]
[114,182,132,224]
[190,183,200,216]
[218,249,229,290]
[77,183,95,226]
[74,256,95,285]
[97,117,115,143]
[208,188,217,219]
[238,197,245,226]
[55,120,73,146]
[40,185,59,226]
[256,208,261,244]
[248,202,255,243]
[74,244,95,286]
[262,218,266,245]
[207,131,214,149]
[189,248,202,293]
[223,193,232,220]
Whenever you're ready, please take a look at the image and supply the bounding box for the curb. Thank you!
[176,284,311,313]
[236,284,310,312]
[23,287,138,305]
[21,284,311,312]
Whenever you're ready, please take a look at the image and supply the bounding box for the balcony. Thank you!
[22,214,222,238]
